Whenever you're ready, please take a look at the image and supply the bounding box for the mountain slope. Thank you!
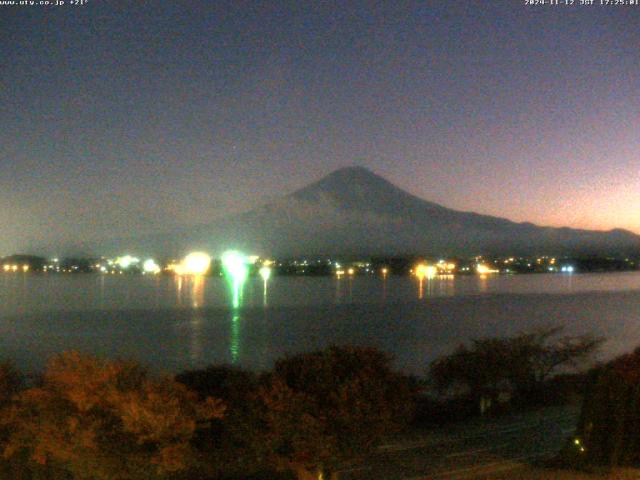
[92,166,640,258]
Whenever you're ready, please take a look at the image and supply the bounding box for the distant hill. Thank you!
[82,166,640,258]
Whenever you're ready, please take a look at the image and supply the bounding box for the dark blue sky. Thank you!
[1,1,639,254]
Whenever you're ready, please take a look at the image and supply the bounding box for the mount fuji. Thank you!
[85,166,640,258]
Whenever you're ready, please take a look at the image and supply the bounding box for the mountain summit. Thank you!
[290,166,446,217]
[295,166,403,198]
[90,167,640,258]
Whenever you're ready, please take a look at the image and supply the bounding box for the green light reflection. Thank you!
[230,312,240,364]
[222,251,249,363]
[221,251,249,307]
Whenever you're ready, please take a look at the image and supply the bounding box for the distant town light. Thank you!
[259,266,272,281]
[221,251,249,308]
[143,259,161,274]
[116,255,139,269]
[476,264,499,274]
[183,252,211,275]
[221,251,248,278]
[173,264,186,276]
[415,264,437,279]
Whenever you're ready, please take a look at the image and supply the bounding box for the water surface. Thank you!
[1,272,639,374]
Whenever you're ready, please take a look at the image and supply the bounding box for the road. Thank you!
[341,405,579,480]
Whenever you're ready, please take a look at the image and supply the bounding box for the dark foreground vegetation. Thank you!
[0,327,628,480]
[0,347,415,480]
[570,346,640,469]
[427,327,603,418]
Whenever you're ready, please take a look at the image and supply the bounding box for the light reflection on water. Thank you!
[262,279,268,307]
[1,271,639,315]
[190,275,205,308]
[230,312,240,364]
[176,275,184,307]
[0,272,639,374]
[189,308,204,364]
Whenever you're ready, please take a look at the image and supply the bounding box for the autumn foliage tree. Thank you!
[256,346,416,480]
[0,347,417,480]
[0,351,225,480]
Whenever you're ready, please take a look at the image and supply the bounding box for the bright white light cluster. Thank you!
[115,255,139,269]
[221,251,249,280]
[143,259,161,274]
[182,252,212,275]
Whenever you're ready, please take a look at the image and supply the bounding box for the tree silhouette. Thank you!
[429,327,602,412]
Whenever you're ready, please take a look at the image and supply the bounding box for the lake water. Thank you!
[1,272,639,375]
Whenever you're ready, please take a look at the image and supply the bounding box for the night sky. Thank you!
[1,1,639,255]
